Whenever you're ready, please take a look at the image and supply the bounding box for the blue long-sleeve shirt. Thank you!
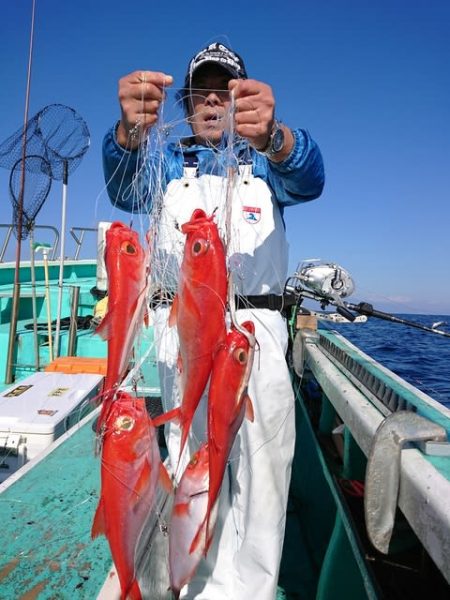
[102,126,325,215]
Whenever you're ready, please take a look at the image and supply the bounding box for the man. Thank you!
[103,42,324,600]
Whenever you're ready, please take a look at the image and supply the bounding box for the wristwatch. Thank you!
[259,120,285,158]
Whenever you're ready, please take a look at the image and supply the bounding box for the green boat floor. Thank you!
[0,413,111,599]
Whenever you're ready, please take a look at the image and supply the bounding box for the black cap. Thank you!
[184,42,247,89]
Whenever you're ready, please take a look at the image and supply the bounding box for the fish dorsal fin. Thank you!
[132,459,151,504]
[152,407,180,427]
[95,312,113,340]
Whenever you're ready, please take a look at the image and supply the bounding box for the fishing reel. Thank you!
[295,260,355,299]
[285,260,357,322]
[286,260,355,302]
[287,260,358,377]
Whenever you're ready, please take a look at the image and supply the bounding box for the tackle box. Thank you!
[0,371,103,483]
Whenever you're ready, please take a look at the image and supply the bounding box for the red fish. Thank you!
[96,222,149,428]
[201,319,256,549]
[169,442,218,599]
[169,209,227,461]
[92,391,171,600]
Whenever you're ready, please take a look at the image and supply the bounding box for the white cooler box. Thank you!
[0,371,103,483]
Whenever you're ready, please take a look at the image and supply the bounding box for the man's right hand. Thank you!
[116,71,173,149]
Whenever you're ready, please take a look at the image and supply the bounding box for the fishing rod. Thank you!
[285,261,450,340]
[4,0,37,384]
[340,301,450,339]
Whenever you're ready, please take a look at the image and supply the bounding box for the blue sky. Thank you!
[0,1,449,314]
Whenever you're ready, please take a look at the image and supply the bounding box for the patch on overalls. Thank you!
[242,206,261,224]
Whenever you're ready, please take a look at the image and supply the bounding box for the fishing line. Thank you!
[2,78,295,586]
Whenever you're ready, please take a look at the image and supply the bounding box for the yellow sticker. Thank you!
[48,387,70,397]
[3,385,33,397]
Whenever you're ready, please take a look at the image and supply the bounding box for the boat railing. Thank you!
[69,227,97,260]
[0,224,99,262]
[0,224,60,262]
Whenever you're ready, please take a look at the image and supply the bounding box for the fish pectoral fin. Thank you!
[245,395,255,422]
[159,462,174,493]
[168,295,179,327]
[91,497,106,538]
[173,501,190,517]
[132,460,151,504]
[189,518,206,555]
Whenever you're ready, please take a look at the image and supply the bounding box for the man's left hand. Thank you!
[229,79,294,161]
[229,79,274,150]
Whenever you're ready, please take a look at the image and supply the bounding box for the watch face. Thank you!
[272,127,284,153]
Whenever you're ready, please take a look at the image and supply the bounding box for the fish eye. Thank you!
[121,241,137,255]
[233,348,247,365]
[191,238,209,257]
[116,415,135,431]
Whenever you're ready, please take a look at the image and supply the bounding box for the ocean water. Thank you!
[325,314,450,409]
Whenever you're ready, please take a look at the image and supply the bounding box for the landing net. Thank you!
[9,155,52,240]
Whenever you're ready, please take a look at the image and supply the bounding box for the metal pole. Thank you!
[0,226,14,263]
[53,159,68,357]
[5,0,37,384]
[41,247,53,362]
[29,229,40,370]
[67,286,80,356]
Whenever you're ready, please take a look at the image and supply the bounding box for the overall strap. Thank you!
[182,154,199,178]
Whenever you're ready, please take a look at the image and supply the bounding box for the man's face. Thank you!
[187,64,233,145]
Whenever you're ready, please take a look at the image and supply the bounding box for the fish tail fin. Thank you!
[178,419,190,463]
[170,586,180,600]
[125,578,143,600]
[204,496,219,556]
[204,523,215,556]
[204,499,216,556]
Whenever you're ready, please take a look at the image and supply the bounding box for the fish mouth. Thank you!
[181,209,214,234]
